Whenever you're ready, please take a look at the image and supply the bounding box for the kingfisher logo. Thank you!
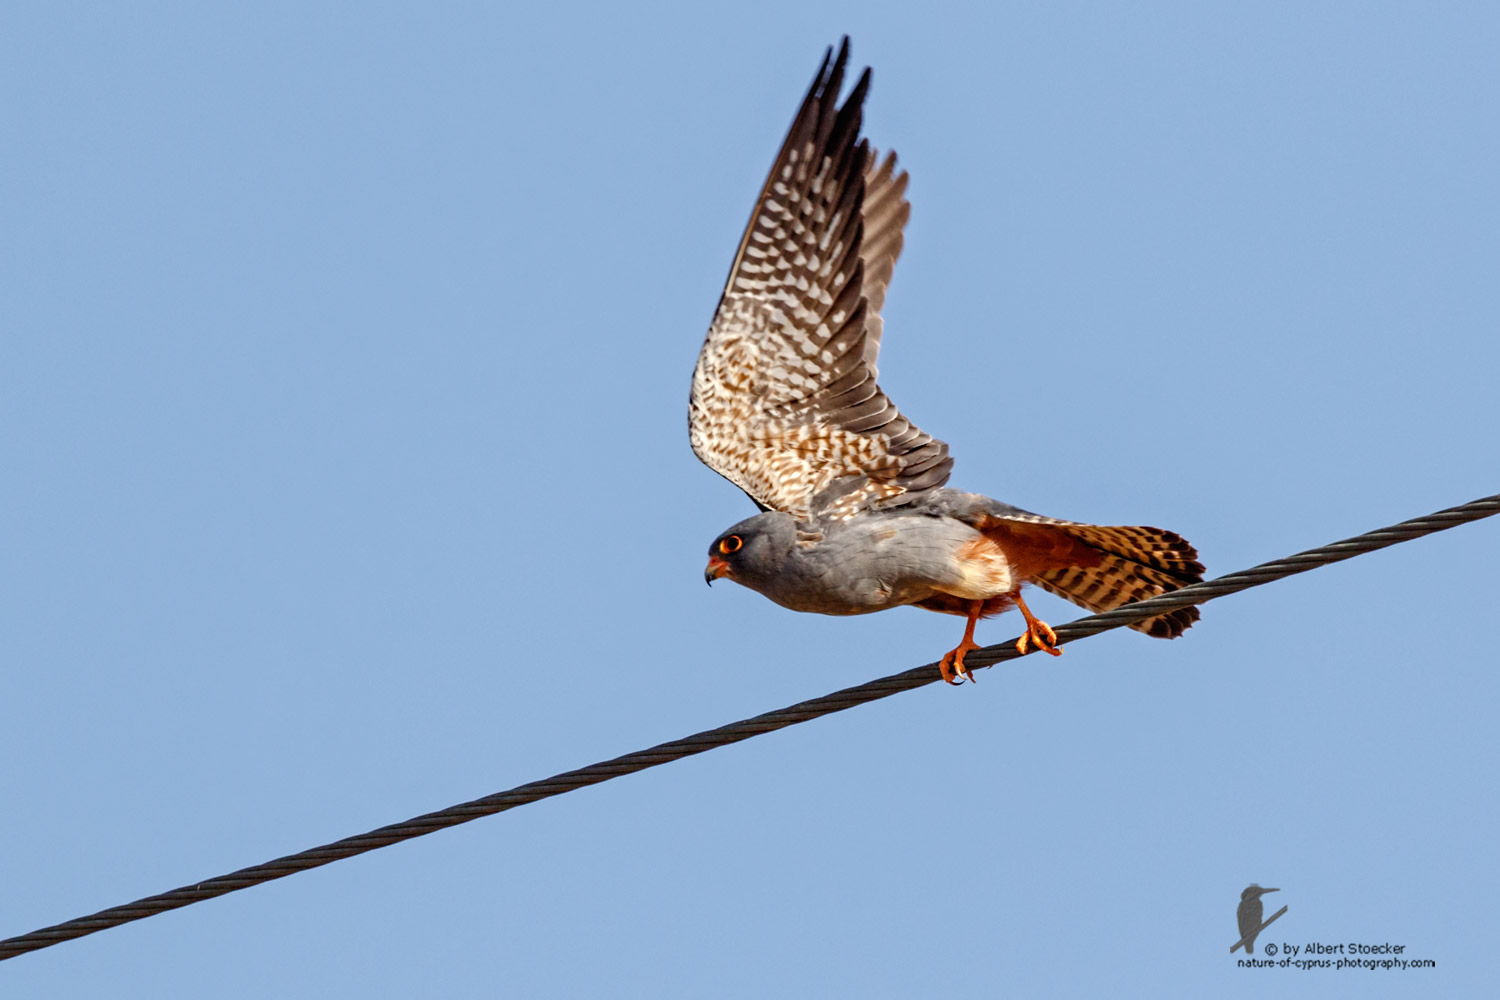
[1231,884,1286,954]
[1229,885,1436,971]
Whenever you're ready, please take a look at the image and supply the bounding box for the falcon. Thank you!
[690,40,1204,684]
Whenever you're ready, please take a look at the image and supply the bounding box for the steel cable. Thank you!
[1,492,1495,961]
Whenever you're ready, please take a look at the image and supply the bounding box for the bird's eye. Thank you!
[718,535,743,555]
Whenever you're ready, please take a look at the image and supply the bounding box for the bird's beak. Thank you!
[1261,888,1280,894]
[704,556,730,586]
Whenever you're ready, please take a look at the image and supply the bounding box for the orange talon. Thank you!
[1013,592,1062,657]
[939,638,981,685]
[938,601,985,684]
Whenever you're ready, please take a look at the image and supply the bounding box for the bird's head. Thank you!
[1241,885,1279,901]
[704,511,797,592]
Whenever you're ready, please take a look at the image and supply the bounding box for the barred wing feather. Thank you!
[688,39,951,520]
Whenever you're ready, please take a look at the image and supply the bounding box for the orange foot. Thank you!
[939,636,981,685]
[1013,592,1062,658]
[939,600,985,685]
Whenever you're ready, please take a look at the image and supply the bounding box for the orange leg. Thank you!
[1013,592,1061,657]
[939,601,985,685]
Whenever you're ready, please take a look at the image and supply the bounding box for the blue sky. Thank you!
[3,1,1497,996]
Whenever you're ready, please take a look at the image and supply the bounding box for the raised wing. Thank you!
[689,39,952,521]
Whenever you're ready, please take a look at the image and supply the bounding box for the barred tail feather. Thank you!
[1032,525,1204,637]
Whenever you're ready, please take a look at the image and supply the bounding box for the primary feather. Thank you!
[689,39,950,522]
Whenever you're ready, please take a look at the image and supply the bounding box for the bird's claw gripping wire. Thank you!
[939,601,988,684]
[1015,620,1061,657]
[1013,593,1062,658]
[938,639,981,685]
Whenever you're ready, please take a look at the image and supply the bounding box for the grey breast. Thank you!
[757,512,980,616]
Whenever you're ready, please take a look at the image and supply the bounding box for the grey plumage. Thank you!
[709,503,996,617]
[707,486,1201,637]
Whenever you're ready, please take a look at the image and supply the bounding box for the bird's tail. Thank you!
[1030,524,1205,637]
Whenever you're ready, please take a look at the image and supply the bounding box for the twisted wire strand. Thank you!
[2,493,1495,961]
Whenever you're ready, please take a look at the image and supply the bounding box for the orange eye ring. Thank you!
[718,535,743,555]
